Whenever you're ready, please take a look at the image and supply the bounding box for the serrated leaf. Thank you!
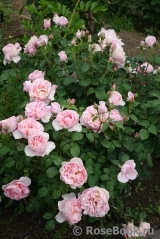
[45,220,55,232]
[85,1,92,10]
[81,62,90,73]
[79,78,91,86]
[5,157,15,167]
[46,167,58,178]
[70,145,80,157]
[43,212,53,220]
[112,121,124,130]
[100,138,110,148]
[90,1,99,10]
[139,129,150,140]
[72,132,84,141]
[129,114,139,123]
[100,174,110,181]
[148,124,157,135]
[37,187,49,197]
[86,133,94,142]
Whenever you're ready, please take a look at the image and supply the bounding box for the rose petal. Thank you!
[12,129,22,139]
[41,112,52,123]
[24,145,36,157]
[55,212,65,223]
[126,168,138,180]
[52,119,63,131]
[19,177,31,186]
[68,123,82,132]
[117,172,129,183]
[45,141,56,155]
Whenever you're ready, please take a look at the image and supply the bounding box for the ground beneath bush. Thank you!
[0,1,160,239]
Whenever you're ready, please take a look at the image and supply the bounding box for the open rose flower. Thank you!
[122,222,139,238]
[138,222,150,237]
[2,43,22,65]
[2,177,31,200]
[145,35,156,47]
[110,45,126,69]
[58,51,67,62]
[78,186,110,217]
[13,118,44,139]
[60,158,88,189]
[43,19,51,29]
[50,102,62,114]
[0,116,18,134]
[97,28,117,45]
[52,110,82,132]
[53,14,68,27]
[37,35,48,46]
[80,105,108,133]
[24,36,38,55]
[25,101,52,123]
[108,91,125,106]
[118,160,138,183]
[25,132,56,157]
[29,79,57,104]
[109,109,123,122]
[137,62,154,73]
[28,70,45,81]
[55,193,82,225]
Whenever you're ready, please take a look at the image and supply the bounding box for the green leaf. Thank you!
[85,1,92,10]
[46,167,58,178]
[53,156,62,166]
[45,158,53,168]
[52,189,61,199]
[86,133,94,142]
[148,124,157,135]
[146,155,153,167]
[102,122,109,131]
[111,160,120,165]
[150,90,160,100]
[95,90,107,100]
[139,212,146,220]
[81,62,90,73]
[37,187,49,197]
[112,121,124,130]
[123,140,134,152]
[0,146,10,156]
[100,138,110,148]
[70,145,80,157]
[100,174,110,181]
[45,219,55,232]
[87,174,99,187]
[72,132,84,141]
[90,1,99,10]
[63,76,75,85]
[129,114,139,123]
[79,78,91,86]
[87,87,96,96]
[113,140,121,148]
[139,129,150,140]
[5,157,15,167]
[79,1,85,10]
[43,213,53,220]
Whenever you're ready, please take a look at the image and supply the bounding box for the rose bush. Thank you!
[0,0,159,237]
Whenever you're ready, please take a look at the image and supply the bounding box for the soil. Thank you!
[0,1,160,239]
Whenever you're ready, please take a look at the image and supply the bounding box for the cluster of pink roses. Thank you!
[24,35,49,55]
[88,28,126,69]
[2,43,22,65]
[122,221,150,238]
[55,186,110,225]
[140,35,156,48]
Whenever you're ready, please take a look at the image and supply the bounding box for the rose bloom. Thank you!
[98,101,108,114]
[58,51,67,61]
[2,177,31,200]
[80,105,108,133]
[58,16,68,27]
[98,28,117,45]
[28,70,45,82]
[25,132,55,157]
[78,186,110,217]
[110,45,126,69]
[138,222,150,237]
[13,118,44,139]
[25,101,52,123]
[145,35,156,47]
[24,36,38,55]
[118,160,138,183]
[60,158,88,189]
[23,80,32,92]
[52,110,82,132]
[138,62,154,73]
[55,193,82,225]
[37,35,48,46]
[127,91,134,102]
[108,91,125,106]
[0,116,18,134]
[109,109,123,122]
[2,43,22,65]
[50,102,62,114]
[43,19,51,29]
[29,79,56,104]
[122,222,139,238]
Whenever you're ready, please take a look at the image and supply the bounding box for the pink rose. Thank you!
[60,158,88,189]
[98,101,108,114]
[2,43,22,65]
[127,91,134,102]
[24,36,38,55]
[0,116,18,133]
[118,160,138,183]
[37,35,48,46]
[108,91,125,106]
[25,132,55,157]
[58,51,67,62]
[2,177,31,200]
[122,222,139,238]
[55,193,82,225]
[25,101,52,123]
[76,29,83,38]
[29,79,56,104]
[98,28,117,45]
[109,109,123,122]
[23,80,32,92]
[138,62,154,73]
[110,45,126,69]
[70,38,77,46]
[80,105,108,133]
[58,16,68,27]
[138,222,150,237]
[53,13,60,24]
[43,19,51,29]
[13,118,44,139]
[50,102,62,114]
[78,186,110,217]
[28,70,45,81]
[52,110,82,132]
[145,35,156,47]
